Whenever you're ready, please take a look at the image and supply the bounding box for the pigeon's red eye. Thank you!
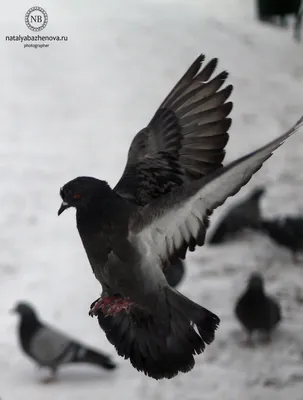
[73,194,81,199]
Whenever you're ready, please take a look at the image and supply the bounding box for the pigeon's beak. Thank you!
[58,201,70,216]
[9,307,16,314]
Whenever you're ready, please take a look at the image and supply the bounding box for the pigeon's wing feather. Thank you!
[131,117,303,265]
[30,326,76,366]
[285,217,303,236]
[163,260,185,288]
[268,297,282,326]
[114,55,233,206]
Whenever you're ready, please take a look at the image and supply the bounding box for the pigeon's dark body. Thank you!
[74,187,219,380]
[58,54,303,380]
[163,260,185,288]
[262,216,303,262]
[235,273,281,341]
[13,302,116,379]
[208,187,265,244]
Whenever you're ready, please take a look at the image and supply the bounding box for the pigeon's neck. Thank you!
[19,314,42,352]
[262,220,274,231]
[76,191,131,234]
[247,288,265,298]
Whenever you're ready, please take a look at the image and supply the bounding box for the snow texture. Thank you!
[1,0,303,399]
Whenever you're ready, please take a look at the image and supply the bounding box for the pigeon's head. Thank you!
[11,302,37,319]
[251,187,265,200]
[247,272,264,291]
[58,176,111,215]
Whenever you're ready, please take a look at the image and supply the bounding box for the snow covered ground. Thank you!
[1,0,303,399]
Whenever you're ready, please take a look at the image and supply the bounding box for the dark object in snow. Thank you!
[261,216,303,263]
[208,187,265,244]
[12,302,116,382]
[255,0,302,41]
[58,53,303,380]
[163,259,185,288]
[235,273,281,344]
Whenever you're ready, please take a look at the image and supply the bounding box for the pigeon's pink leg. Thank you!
[292,251,299,264]
[240,332,254,348]
[107,298,134,315]
[40,368,57,384]
[261,331,272,344]
[89,296,134,316]
[89,296,117,316]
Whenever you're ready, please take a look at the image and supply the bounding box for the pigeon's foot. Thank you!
[89,296,134,316]
[39,369,57,384]
[260,331,272,345]
[41,375,57,384]
[292,252,300,264]
[240,334,254,348]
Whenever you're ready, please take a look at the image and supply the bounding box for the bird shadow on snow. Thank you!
[216,327,303,388]
[17,365,118,386]
[229,325,301,348]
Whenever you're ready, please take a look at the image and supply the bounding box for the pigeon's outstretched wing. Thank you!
[130,116,303,265]
[114,55,233,206]
[29,325,116,371]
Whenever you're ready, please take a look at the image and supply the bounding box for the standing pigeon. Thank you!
[12,302,116,382]
[57,54,303,380]
[234,273,282,344]
[262,215,303,262]
[256,0,302,41]
[208,186,265,244]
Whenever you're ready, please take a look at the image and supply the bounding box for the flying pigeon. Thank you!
[57,54,303,380]
[208,186,265,244]
[262,215,303,263]
[163,259,186,288]
[234,272,282,344]
[12,302,116,382]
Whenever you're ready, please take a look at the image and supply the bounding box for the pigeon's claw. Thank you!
[89,297,111,317]
[89,296,134,317]
[241,333,254,348]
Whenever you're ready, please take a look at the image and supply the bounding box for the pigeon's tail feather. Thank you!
[261,219,286,243]
[239,187,266,231]
[208,187,266,244]
[261,220,276,234]
[207,220,227,244]
[96,288,219,380]
[166,287,220,345]
[248,187,265,225]
[71,346,116,370]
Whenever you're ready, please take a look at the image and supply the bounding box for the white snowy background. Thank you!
[1,0,303,399]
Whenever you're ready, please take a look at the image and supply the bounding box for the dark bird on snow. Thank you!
[261,215,303,263]
[57,54,303,380]
[234,273,282,344]
[208,186,265,244]
[256,0,302,41]
[163,259,186,288]
[12,302,116,382]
